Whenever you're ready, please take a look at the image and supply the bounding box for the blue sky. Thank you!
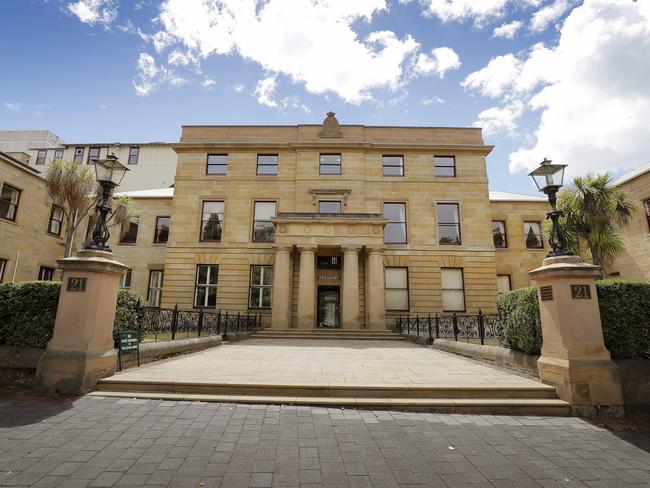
[1,0,649,194]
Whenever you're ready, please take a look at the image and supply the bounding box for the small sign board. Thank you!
[540,285,553,301]
[570,284,591,299]
[117,330,140,370]
[67,277,87,292]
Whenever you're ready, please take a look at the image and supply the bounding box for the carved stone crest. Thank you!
[318,111,342,138]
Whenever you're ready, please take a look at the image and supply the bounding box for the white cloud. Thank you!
[461,54,522,98]
[492,20,522,38]
[132,53,163,96]
[416,0,540,26]
[422,96,445,105]
[232,83,245,92]
[145,0,428,103]
[413,46,461,78]
[474,100,524,136]
[254,75,278,107]
[202,78,216,88]
[477,0,650,177]
[67,0,117,27]
[4,102,22,112]
[530,0,573,33]
[167,49,197,66]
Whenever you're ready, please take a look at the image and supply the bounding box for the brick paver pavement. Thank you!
[1,394,649,487]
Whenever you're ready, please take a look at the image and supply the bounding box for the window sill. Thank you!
[0,218,18,225]
[118,242,138,246]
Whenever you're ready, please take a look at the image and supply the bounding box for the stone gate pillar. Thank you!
[529,255,624,416]
[35,249,127,394]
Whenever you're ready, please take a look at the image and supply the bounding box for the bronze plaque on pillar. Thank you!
[570,284,591,299]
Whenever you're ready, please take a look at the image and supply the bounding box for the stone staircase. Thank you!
[93,377,568,415]
[251,328,406,340]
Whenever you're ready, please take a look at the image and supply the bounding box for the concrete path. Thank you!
[109,339,542,388]
[1,395,649,487]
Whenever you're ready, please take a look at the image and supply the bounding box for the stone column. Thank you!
[366,247,386,330]
[529,255,624,416]
[271,245,292,329]
[35,249,127,394]
[296,245,317,329]
[341,246,361,329]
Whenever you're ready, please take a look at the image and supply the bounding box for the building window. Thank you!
[87,147,100,164]
[0,184,21,222]
[497,275,511,295]
[119,216,139,244]
[385,267,409,311]
[54,149,64,161]
[319,154,341,175]
[207,154,228,175]
[252,201,276,243]
[441,268,465,312]
[382,155,404,177]
[36,150,47,165]
[384,202,407,244]
[47,205,64,236]
[128,147,140,165]
[434,156,456,177]
[644,200,650,232]
[154,216,170,244]
[201,201,224,242]
[524,221,543,249]
[318,200,341,213]
[38,266,55,281]
[120,269,132,288]
[147,270,164,307]
[438,203,461,245]
[0,258,6,283]
[73,147,84,164]
[257,154,278,175]
[249,265,273,308]
[492,221,507,248]
[194,265,218,308]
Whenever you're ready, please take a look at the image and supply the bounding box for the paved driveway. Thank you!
[1,395,649,487]
[110,339,542,388]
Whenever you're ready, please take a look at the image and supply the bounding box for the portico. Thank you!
[270,213,388,330]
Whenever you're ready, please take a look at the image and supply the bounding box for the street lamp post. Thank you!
[529,158,573,258]
[86,154,129,252]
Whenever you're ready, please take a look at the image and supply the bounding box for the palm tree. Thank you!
[44,160,132,257]
[556,173,636,274]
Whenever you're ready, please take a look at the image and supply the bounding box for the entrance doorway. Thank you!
[317,286,340,328]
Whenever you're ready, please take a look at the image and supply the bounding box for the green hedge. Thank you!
[0,281,146,348]
[496,280,650,359]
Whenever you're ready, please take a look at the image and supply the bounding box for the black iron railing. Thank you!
[138,305,262,342]
[395,311,502,345]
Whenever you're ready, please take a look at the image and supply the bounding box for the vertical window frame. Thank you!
[73,147,84,164]
[318,200,342,213]
[248,265,274,309]
[383,202,408,245]
[128,146,140,165]
[434,155,456,177]
[492,220,507,248]
[524,221,544,249]
[0,258,6,283]
[644,199,650,233]
[38,266,55,281]
[497,274,512,295]
[147,270,164,307]
[252,201,276,243]
[437,202,462,245]
[441,267,466,312]
[256,154,279,176]
[382,155,404,177]
[153,215,171,244]
[36,150,47,165]
[200,200,225,242]
[319,154,342,175]
[385,267,409,312]
[87,146,101,165]
[119,215,140,244]
[53,149,64,161]
[0,183,21,222]
[47,204,64,236]
[206,154,228,175]
[194,264,219,308]
[120,269,133,289]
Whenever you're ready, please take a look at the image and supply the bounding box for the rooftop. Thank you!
[612,161,650,187]
[488,190,546,202]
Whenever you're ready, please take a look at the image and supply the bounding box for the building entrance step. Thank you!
[252,329,406,340]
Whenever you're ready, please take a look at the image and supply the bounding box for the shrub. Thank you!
[0,281,147,349]
[0,281,60,348]
[495,286,543,355]
[496,280,650,359]
[597,279,650,359]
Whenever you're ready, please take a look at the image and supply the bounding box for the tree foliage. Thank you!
[556,173,636,274]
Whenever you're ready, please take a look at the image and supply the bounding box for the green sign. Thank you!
[118,331,139,352]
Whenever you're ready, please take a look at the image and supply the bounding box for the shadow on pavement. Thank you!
[0,386,78,428]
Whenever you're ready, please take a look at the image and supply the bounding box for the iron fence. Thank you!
[137,304,262,342]
[395,311,502,345]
